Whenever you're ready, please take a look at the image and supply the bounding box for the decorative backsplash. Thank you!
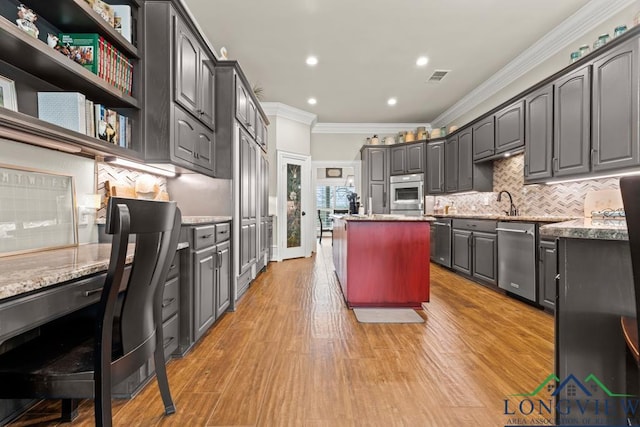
[96,163,168,218]
[432,153,620,217]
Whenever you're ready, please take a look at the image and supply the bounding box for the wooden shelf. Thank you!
[27,0,139,58]
[0,106,143,160]
[0,16,138,108]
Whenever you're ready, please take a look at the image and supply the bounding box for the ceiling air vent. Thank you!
[427,70,450,83]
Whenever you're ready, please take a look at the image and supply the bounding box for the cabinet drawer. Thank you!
[452,219,497,233]
[167,251,179,280]
[162,276,180,321]
[193,225,216,249]
[216,223,230,243]
[162,313,179,360]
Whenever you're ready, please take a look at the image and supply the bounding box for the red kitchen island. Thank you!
[332,215,432,308]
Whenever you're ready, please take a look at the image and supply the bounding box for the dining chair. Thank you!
[0,197,181,426]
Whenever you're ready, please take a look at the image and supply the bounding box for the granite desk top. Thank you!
[0,241,189,301]
[332,214,436,222]
[539,218,628,241]
[96,216,232,225]
[430,214,577,223]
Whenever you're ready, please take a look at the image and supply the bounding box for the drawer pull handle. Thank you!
[169,264,177,270]
[163,336,175,347]
[162,297,176,308]
[84,288,102,297]
[200,234,214,239]
[218,230,229,234]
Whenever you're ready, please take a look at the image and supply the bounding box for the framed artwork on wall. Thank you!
[325,168,342,178]
[0,75,18,112]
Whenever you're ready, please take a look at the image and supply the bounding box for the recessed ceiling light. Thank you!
[416,56,429,66]
[308,98,317,105]
[387,98,397,106]
[306,56,318,66]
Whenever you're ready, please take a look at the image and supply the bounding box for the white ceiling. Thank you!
[183,0,591,123]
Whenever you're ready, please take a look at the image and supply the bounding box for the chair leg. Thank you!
[154,345,176,415]
[95,379,113,427]
[61,399,79,422]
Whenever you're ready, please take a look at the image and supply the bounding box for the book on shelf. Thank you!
[84,0,115,27]
[94,104,131,148]
[37,92,87,134]
[111,5,132,43]
[57,33,133,95]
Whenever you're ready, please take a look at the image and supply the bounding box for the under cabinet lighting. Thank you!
[544,170,640,185]
[104,157,177,178]
[0,128,81,153]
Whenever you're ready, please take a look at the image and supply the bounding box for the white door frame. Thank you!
[277,150,313,260]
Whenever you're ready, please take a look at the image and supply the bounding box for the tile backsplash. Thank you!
[432,153,620,217]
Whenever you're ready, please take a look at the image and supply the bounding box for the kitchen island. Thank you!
[540,218,632,426]
[332,215,433,308]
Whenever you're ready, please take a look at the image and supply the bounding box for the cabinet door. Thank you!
[406,142,425,174]
[194,129,214,172]
[215,241,231,318]
[525,84,554,181]
[249,223,257,263]
[452,229,472,275]
[472,116,495,160]
[199,55,215,130]
[472,231,497,285]
[174,18,199,116]
[261,121,268,150]
[390,145,407,175]
[174,107,197,163]
[554,66,591,177]
[539,239,557,311]
[255,116,264,146]
[592,39,639,172]
[194,246,215,341]
[240,224,251,272]
[362,147,389,213]
[445,136,458,193]
[457,129,473,192]
[426,142,444,194]
[236,78,248,125]
[247,99,257,137]
[495,100,524,154]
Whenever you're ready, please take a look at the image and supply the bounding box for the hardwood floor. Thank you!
[8,241,554,426]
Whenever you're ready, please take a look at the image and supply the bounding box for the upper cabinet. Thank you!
[390,141,425,175]
[426,141,445,195]
[361,146,390,214]
[495,100,524,154]
[553,65,591,177]
[143,2,215,176]
[235,78,258,138]
[445,136,458,193]
[592,38,639,172]
[472,116,495,161]
[524,84,554,182]
[457,128,474,192]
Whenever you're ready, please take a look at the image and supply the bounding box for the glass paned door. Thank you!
[287,163,301,248]
[278,152,311,260]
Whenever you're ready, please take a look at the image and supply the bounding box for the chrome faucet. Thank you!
[496,190,518,216]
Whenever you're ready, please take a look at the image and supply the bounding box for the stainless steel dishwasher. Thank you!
[496,222,537,302]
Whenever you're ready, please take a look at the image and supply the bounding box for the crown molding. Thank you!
[312,122,431,134]
[432,0,636,127]
[261,102,318,126]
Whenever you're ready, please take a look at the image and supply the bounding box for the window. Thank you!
[316,185,352,230]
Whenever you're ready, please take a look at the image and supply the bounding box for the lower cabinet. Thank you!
[538,238,558,311]
[451,220,497,287]
[179,221,232,353]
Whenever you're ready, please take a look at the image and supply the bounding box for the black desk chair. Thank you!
[0,197,181,426]
[318,210,327,243]
[620,176,640,415]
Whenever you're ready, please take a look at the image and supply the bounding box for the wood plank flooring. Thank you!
[8,240,554,426]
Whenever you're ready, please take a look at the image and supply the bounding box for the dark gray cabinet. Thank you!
[472,116,495,161]
[495,100,524,154]
[240,129,258,274]
[430,219,452,268]
[471,231,498,285]
[538,238,557,311]
[553,65,591,177]
[236,78,257,138]
[452,219,497,286]
[174,17,214,131]
[361,146,389,213]
[452,229,472,275]
[457,128,474,192]
[194,245,215,341]
[445,136,458,192]
[390,142,425,175]
[215,240,231,318]
[426,141,445,194]
[592,38,640,172]
[524,84,554,182]
[174,106,214,171]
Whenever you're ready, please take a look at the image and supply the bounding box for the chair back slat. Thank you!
[620,176,640,326]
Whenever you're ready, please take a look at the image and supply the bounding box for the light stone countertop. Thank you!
[430,214,578,223]
[333,214,436,222]
[539,218,628,241]
[0,241,189,301]
[181,216,232,224]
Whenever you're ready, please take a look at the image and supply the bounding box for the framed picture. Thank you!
[0,75,18,112]
[325,168,342,178]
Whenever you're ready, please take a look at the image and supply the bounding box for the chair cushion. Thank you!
[622,316,640,363]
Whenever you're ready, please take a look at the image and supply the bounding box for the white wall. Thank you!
[447,4,636,127]
[0,138,98,243]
